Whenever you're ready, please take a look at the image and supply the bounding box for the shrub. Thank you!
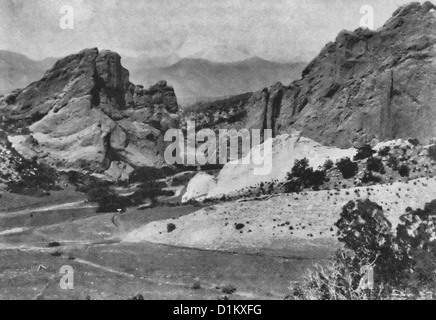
[235,223,245,230]
[366,157,386,174]
[192,282,202,290]
[167,223,176,233]
[428,145,436,161]
[398,164,410,177]
[221,285,237,295]
[336,158,358,179]
[408,138,420,146]
[354,144,376,161]
[378,146,391,157]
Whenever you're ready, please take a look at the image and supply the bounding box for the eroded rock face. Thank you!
[0,48,180,176]
[239,2,436,148]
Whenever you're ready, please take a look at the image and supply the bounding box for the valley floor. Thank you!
[0,196,317,300]
[2,175,434,300]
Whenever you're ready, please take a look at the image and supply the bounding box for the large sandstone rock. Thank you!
[0,48,180,177]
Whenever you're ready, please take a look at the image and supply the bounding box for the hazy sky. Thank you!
[0,0,423,62]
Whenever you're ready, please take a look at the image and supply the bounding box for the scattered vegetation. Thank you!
[221,285,237,295]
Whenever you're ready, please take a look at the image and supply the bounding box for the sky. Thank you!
[0,0,424,63]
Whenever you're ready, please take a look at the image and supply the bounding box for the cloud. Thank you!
[0,0,422,62]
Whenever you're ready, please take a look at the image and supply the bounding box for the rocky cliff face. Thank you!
[239,2,436,148]
[0,48,180,179]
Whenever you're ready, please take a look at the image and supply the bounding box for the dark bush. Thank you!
[408,138,420,146]
[354,144,376,161]
[366,157,386,174]
[336,158,358,179]
[167,223,176,233]
[221,285,237,295]
[398,164,410,177]
[378,146,391,157]
[428,145,436,161]
[235,223,245,230]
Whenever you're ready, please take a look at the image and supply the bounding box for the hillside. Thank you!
[125,139,436,254]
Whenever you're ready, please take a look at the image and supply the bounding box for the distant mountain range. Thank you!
[128,57,306,105]
[0,50,305,105]
[0,51,57,95]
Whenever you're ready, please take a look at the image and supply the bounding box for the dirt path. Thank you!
[0,201,97,220]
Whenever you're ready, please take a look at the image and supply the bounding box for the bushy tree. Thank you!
[285,158,326,192]
[354,144,376,161]
[336,158,358,179]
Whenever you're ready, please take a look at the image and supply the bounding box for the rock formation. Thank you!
[211,2,436,148]
[0,48,180,179]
